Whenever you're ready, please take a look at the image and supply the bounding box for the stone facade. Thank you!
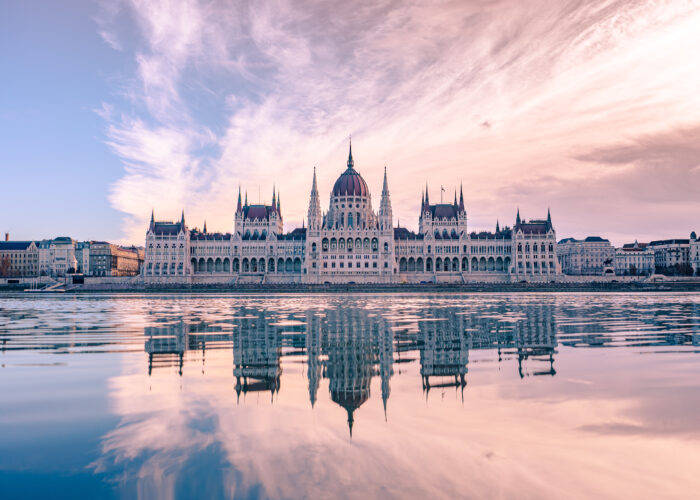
[144,143,561,284]
[557,236,615,275]
[0,241,39,277]
[648,239,691,275]
[614,241,655,276]
[38,237,77,277]
[90,242,144,276]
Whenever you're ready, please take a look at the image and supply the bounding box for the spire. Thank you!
[149,209,155,231]
[496,220,500,233]
[421,188,425,209]
[379,165,392,229]
[382,165,389,194]
[547,207,552,228]
[277,191,281,214]
[244,191,248,208]
[425,183,429,207]
[459,183,464,211]
[311,166,318,195]
[181,209,185,225]
[516,208,521,225]
[453,189,457,207]
[272,185,276,210]
[236,186,242,213]
[203,220,207,233]
[347,137,354,170]
[347,408,354,438]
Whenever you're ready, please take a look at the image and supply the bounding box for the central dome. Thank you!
[332,142,369,197]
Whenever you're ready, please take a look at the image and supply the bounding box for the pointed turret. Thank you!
[271,185,277,212]
[181,209,185,225]
[150,209,155,230]
[307,167,322,230]
[244,191,248,208]
[203,220,207,233]
[236,186,242,213]
[459,184,465,212]
[547,207,552,228]
[453,189,458,207]
[277,191,281,216]
[347,138,354,170]
[379,165,393,231]
[496,220,500,233]
[516,208,521,226]
[425,183,430,207]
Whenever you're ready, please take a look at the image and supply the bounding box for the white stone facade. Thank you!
[143,144,561,284]
[689,233,699,276]
[614,241,655,276]
[557,237,615,275]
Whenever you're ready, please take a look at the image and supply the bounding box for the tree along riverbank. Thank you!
[3,281,700,294]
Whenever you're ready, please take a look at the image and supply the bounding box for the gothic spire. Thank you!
[459,183,464,211]
[277,191,281,214]
[245,191,248,207]
[150,209,155,230]
[203,220,207,233]
[382,165,389,194]
[272,184,276,209]
[496,220,500,233]
[516,208,521,225]
[236,186,242,213]
[347,138,354,170]
[453,189,457,207]
[425,183,429,207]
[547,207,552,228]
[181,209,185,225]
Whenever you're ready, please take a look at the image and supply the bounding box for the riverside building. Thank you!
[144,143,561,284]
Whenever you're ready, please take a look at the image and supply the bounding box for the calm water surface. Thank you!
[1,293,700,499]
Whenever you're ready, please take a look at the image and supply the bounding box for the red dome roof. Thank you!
[332,168,369,197]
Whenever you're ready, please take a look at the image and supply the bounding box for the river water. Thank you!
[1,293,699,499]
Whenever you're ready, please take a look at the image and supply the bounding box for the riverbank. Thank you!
[2,281,700,294]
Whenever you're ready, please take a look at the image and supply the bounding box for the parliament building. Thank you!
[143,142,561,284]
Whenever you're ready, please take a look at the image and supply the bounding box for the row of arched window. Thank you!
[397,256,512,273]
[320,237,383,252]
[190,257,303,274]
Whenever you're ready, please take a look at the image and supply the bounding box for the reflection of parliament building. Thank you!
[144,141,561,285]
[143,302,559,434]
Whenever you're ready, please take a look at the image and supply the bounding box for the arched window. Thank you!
[416,257,424,272]
[277,258,284,273]
[462,257,468,271]
[215,258,222,272]
[322,238,329,251]
[331,238,337,250]
[206,258,214,272]
[242,258,249,272]
[268,258,275,272]
[452,257,458,271]
[426,257,433,272]
[355,238,362,251]
[371,238,378,251]
[408,258,416,272]
[259,258,265,273]
[436,257,442,271]
[363,238,370,250]
[384,242,388,252]
[347,238,353,251]
[223,258,230,272]
[233,258,240,272]
[312,242,317,252]
[251,259,258,272]
[286,258,293,272]
[399,258,407,272]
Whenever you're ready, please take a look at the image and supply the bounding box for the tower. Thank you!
[307,167,322,231]
[378,166,393,231]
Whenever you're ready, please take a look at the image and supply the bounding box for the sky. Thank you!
[1,0,699,246]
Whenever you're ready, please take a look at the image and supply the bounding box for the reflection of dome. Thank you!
[331,388,370,438]
[332,142,369,197]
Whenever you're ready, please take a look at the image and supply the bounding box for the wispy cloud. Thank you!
[96,0,700,244]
